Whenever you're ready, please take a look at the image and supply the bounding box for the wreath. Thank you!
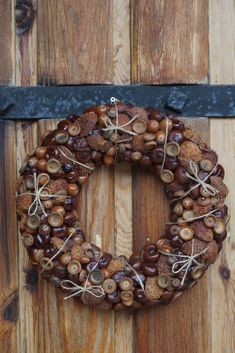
[16,98,229,311]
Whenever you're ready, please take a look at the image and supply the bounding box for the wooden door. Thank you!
[0,1,234,353]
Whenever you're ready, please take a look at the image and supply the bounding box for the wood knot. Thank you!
[15,0,35,35]
[219,264,231,280]
[24,265,38,293]
[2,291,18,322]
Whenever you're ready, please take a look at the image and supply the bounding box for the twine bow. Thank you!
[159,240,207,286]
[186,160,218,196]
[61,279,105,301]
[61,253,105,301]
[102,97,138,136]
[17,173,66,216]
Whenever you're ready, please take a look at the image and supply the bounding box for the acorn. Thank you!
[102,278,117,294]
[26,215,41,230]
[119,277,134,291]
[67,124,81,136]
[46,159,61,174]
[48,213,64,228]
[132,119,147,134]
[179,225,194,240]
[67,260,82,275]
[160,169,174,184]
[55,130,69,144]
[166,142,180,157]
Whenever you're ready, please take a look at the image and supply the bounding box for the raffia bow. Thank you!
[61,279,105,301]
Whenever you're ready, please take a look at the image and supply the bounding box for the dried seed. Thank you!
[160,169,174,184]
[166,142,180,157]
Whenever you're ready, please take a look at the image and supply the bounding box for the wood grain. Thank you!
[38,0,113,84]
[133,118,211,353]
[0,121,18,353]
[0,0,13,84]
[131,0,208,83]
[209,1,235,352]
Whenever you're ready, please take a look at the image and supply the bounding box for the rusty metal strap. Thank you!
[0,85,235,120]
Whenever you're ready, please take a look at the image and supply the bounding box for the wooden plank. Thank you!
[131,0,208,84]
[0,2,18,352]
[37,0,113,84]
[113,2,133,353]
[0,121,18,353]
[209,1,235,353]
[133,118,211,353]
[0,0,13,84]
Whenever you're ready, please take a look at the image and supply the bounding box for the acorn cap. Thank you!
[166,142,180,157]
[145,141,157,150]
[67,260,82,275]
[200,158,214,172]
[204,215,217,228]
[46,159,61,174]
[213,219,226,235]
[191,266,205,280]
[67,124,81,136]
[119,277,134,291]
[131,151,142,161]
[160,169,174,184]
[120,290,134,306]
[40,257,54,271]
[179,225,194,240]
[157,274,170,289]
[172,277,181,289]
[21,232,34,247]
[182,209,195,221]
[55,130,69,144]
[132,119,147,134]
[102,278,117,294]
[89,269,105,285]
[47,212,64,227]
[26,214,41,230]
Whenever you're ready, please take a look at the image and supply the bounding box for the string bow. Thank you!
[102,97,138,136]
[159,240,207,286]
[61,279,105,301]
[17,173,66,216]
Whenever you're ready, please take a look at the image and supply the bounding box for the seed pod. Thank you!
[50,237,66,251]
[179,225,194,240]
[55,130,69,144]
[204,215,217,228]
[131,151,142,162]
[67,260,82,275]
[200,158,214,172]
[46,159,61,174]
[89,269,105,285]
[102,278,117,294]
[17,194,33,211]
[26,215,41,230]
[119,277,133,291]
[213,219,226,235]
[132,119,147,134]
[157,274,170,289]
[71,244,84,260]
[191,266,205,280]
[166,142,180,157]
[191,220,214,242]
[48,212,64,227]
[145,276,163,301]
[67,124,81,136]
[178,141,202,167]
[107,258,125,275]
[160,169,174,184]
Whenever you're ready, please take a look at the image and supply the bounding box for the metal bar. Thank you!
[0,84,235,120]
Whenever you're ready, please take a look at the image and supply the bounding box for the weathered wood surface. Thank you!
[0,1,234,353]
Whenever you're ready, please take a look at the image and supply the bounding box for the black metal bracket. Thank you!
[0,84,235,120]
